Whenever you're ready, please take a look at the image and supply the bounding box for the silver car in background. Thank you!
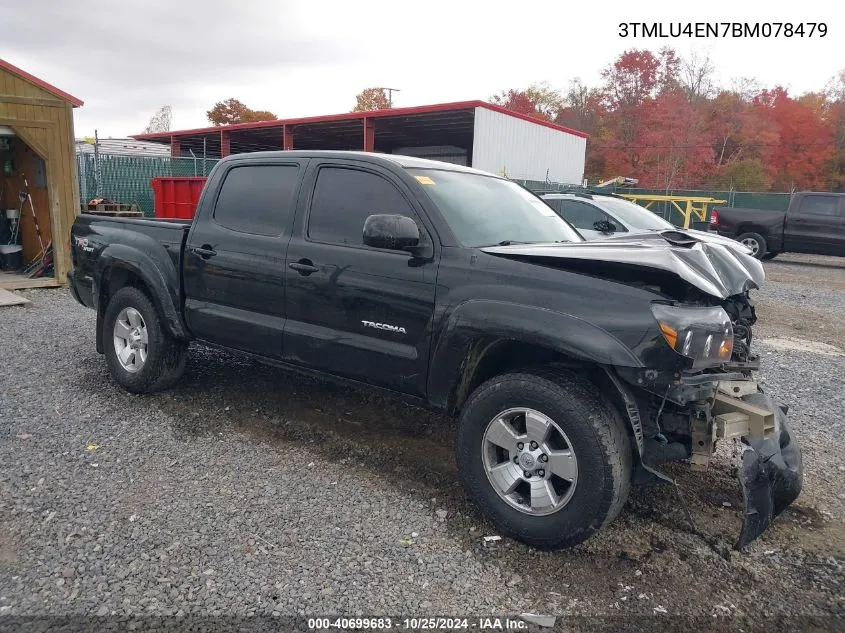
[540,191,678,239]
[540,191,754,257]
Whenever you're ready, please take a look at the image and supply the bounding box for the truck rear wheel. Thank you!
[103,286,187,394]
[737,232,767,259]
[456,370,632,549]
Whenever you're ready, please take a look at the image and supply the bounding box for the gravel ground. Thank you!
[1,256,844,624]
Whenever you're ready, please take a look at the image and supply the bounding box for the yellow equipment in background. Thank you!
[616,194,728,229]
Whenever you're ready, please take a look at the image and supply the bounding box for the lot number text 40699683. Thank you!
[308,616,531,630]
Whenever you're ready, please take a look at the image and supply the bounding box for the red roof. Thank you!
[134,100,588,140]
[0,58,84,107]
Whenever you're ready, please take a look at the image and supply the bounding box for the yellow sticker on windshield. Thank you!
[415,175,436,185]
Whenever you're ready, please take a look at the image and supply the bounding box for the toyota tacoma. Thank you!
[69,151,802,549]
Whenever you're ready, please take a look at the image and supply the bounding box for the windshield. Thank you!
[598,197,675,230]
[408,169,583,247]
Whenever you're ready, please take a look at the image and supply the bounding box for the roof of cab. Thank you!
[219,150,498,177]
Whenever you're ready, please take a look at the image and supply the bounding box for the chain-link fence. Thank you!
[77,153,219,217]
[77,149,794,222]
[508,178,792,211]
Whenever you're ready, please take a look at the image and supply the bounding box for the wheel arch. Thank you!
[427,300,644,415]
[94,246,187,353]
[736,222,768,235]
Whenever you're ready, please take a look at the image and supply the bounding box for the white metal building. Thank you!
[134,100,587,185]
[75,138,171,157]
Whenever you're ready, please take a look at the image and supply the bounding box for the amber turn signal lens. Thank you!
[658,322,678,349]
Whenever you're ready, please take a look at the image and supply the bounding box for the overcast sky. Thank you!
[2,0,841,138]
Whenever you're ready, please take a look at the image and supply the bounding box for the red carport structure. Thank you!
[133,101,588,185]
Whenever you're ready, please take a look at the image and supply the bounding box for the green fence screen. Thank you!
[509,179,793,226]
[79,157,794,222]
[77,154,219,217]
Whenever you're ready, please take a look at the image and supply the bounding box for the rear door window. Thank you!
[559,200,608,230]
[798,195,839,217]
[213,164,300,236]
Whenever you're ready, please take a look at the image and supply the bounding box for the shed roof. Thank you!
[134,100,588,142]
[0,58,84,107]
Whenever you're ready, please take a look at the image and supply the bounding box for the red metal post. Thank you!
[220,130,231,157]
[170,137,180,158]
[363,118,375,152]
[283,124,294,150]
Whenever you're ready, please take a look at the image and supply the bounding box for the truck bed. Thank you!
[69,213,191,315]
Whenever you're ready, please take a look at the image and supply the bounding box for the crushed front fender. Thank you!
[735,392,803,549]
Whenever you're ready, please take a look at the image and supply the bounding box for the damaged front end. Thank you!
[733,392,802,548]
[613,350,803,549]
[483,229,803,547]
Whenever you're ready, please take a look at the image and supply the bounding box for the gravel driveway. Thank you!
[1,254,843,624]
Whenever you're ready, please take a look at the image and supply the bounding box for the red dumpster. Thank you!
[151,177,207,219]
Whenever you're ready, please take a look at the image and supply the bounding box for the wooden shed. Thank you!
[0,58,83,289]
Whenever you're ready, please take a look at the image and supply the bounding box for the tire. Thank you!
[456,370,632,549]
[103,286,187,394]
[737,232,767,260]
[762,251,779,261]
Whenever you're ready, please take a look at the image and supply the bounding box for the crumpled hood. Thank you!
[481,230,765,299]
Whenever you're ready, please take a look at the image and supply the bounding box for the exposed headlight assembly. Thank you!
[651,304,733,367]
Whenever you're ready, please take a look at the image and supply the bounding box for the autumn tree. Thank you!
[143,105,172,133]
[490,82,562,121]
[729,77,764,102]
[490,89,545,119]
[207,98,277,126]
[469,49,841,191]
[556,79,605,136]
[602,49,661,109]
[524,82,564,119]
[755,86,835,190]
[352,88,391,112]
[656,47,682,95]
[597,49,663,173]
[680,52,716,100]
[705,90,779,189]
[825,69,845,190]
[642,91,713,189]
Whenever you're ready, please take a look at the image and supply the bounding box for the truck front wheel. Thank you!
[456,370,632,549]
[103,286,187,394]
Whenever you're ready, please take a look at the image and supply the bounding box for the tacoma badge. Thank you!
[361,320,407,335]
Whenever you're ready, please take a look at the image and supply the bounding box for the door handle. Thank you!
[190,245,217,259]
[289,260,319,275]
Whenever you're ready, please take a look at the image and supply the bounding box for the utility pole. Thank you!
[382,87,401,107]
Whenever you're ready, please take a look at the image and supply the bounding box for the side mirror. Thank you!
[593,219,617,234]
[363,214,421,252]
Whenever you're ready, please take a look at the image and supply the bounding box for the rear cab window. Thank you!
[797,195,840,217]
[213,164,301,236]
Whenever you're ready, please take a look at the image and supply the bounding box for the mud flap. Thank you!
[735,392,803,549]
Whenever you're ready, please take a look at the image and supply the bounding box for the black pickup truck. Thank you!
[69,151,801,549]
[712,191,845,259]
